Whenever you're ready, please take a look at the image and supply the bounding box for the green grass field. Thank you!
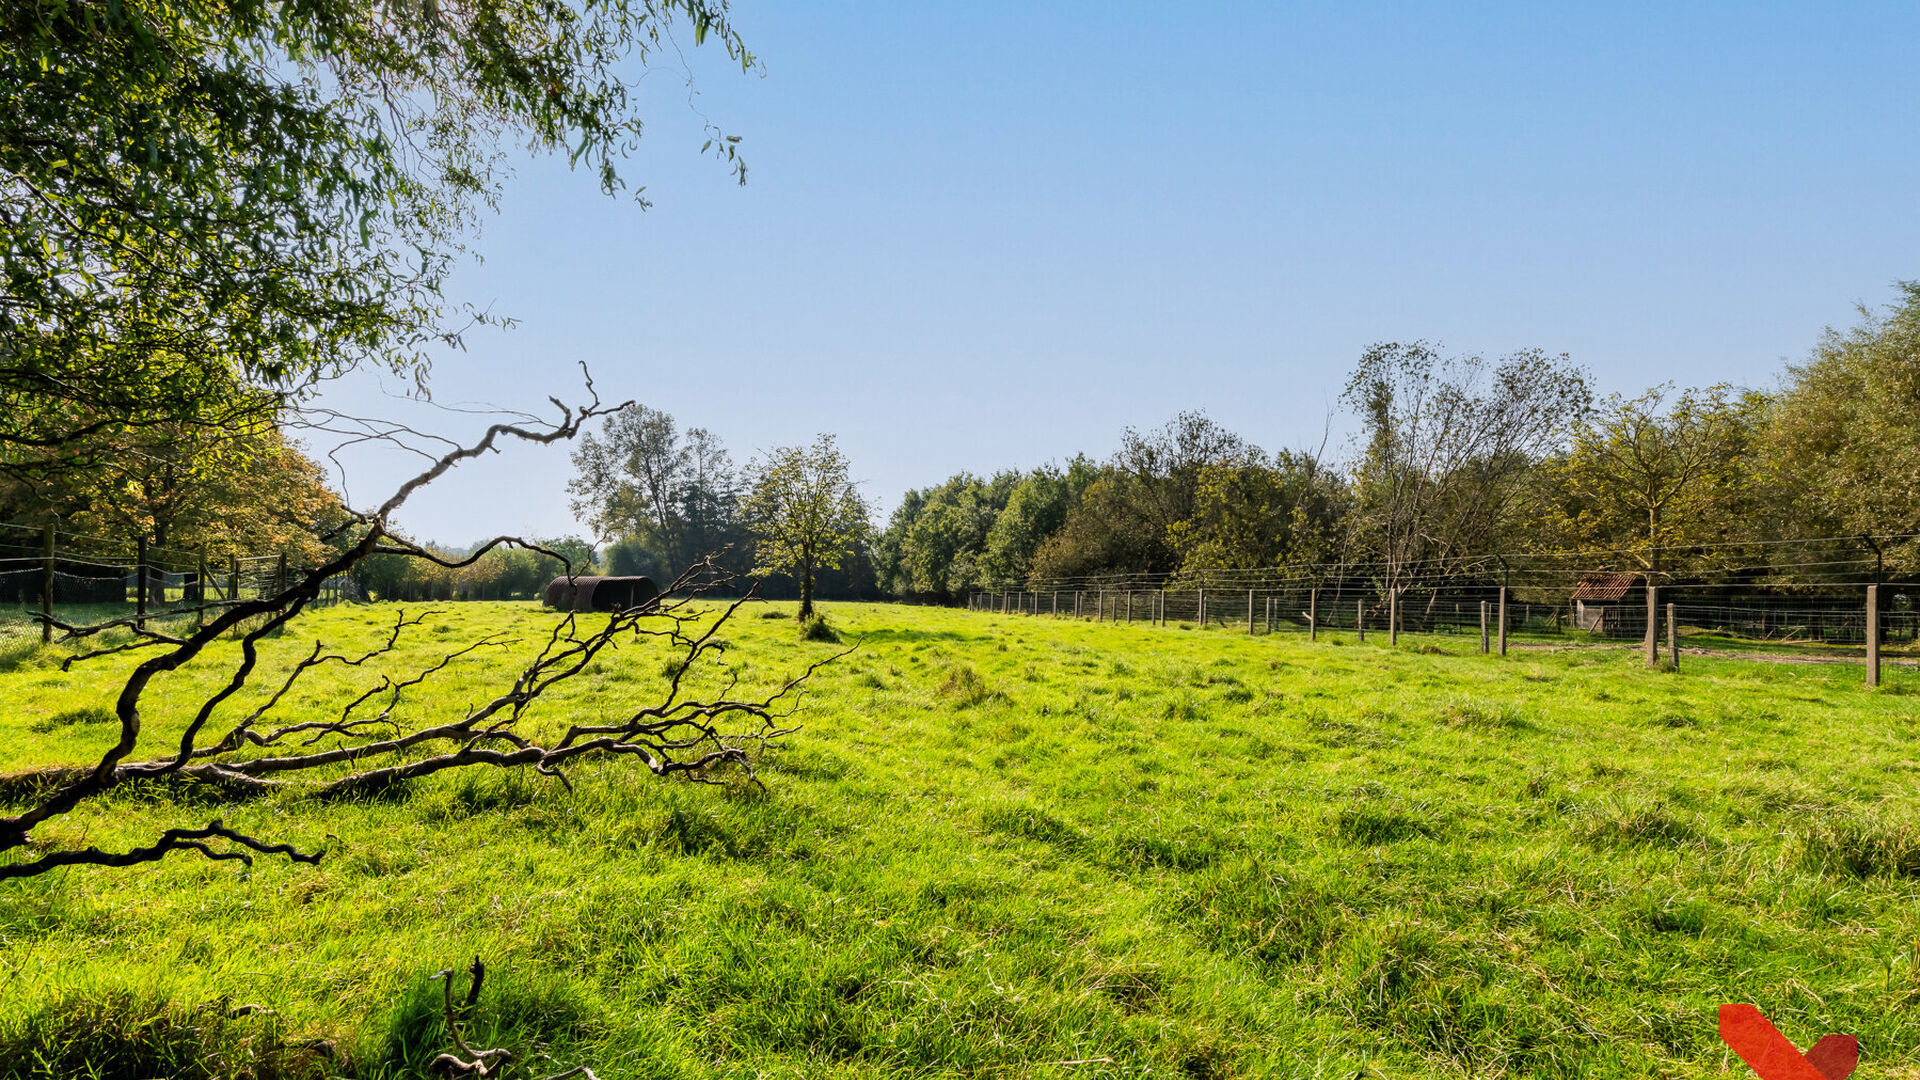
[4,601,1920,1079]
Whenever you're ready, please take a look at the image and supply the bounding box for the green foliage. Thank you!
[2,0,751,448]
[1770,282,1920,570]
[797,613,840,643]
[1542,383,1772,571]
[873,470,1020,597]
[1342,341,1591,590]
[741,435,867,619]
[568,406,746,580]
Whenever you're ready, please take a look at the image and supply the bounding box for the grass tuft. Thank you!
[798,613,840,642]
[1800,811,1920,878]
[27,705,115,735]
[0,989,341,1080]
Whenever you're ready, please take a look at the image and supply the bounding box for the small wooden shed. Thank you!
[542,575,659,613]
[1570,572,1644,632]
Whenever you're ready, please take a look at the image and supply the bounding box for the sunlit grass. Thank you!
[2,601,1918,1078]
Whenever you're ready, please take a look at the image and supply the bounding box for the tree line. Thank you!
[876,284,1920,599]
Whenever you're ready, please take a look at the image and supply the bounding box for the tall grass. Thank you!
[1,602,1917,1077]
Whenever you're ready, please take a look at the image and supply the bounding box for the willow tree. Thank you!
[2,0,754,458]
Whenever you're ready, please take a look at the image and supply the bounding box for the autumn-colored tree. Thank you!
[10,416,347,565]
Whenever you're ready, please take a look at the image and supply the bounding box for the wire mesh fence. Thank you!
[965,574,1919,685]
[0,520,355,646]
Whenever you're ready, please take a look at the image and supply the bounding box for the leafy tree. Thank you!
[3,0,752,451]
[1342,342,1590,594]
[1027,412,1261,582]
[873,472,1018,598]
[1543,383,1770,573]
[1769,283,1920,570]
[568,405,745,576]
[1167,450,1348,578]
[741,436,868,620]
[2,415,348,565]
[980,458,1097,586]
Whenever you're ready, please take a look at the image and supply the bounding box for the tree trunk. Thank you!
[798,558,815,621]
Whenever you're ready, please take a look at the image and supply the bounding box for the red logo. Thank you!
[1720,1004,1857,1080]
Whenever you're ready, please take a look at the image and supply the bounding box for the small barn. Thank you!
[542,575,659,613]
[1570,572,1644,633]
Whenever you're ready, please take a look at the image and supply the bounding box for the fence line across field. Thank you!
[966,579,1912,688]
[0,521,353,641]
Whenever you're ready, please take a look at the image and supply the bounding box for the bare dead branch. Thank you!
[0,376,837,881]
[0,818,319,880]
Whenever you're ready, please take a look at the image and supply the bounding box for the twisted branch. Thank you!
[0,377,839,878]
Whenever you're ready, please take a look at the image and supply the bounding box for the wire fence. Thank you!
[0,520,355,643]
[966,572,1919,686]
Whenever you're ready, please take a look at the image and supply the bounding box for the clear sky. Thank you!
[313,1,1920,546]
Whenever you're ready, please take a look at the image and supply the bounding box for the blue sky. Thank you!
[315,1,1920,545]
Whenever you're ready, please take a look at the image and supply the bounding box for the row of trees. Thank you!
[567,412,874,617]
[878,285,1920,597]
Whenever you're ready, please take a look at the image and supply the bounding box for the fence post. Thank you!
[1265,596,1273,634]
[1309,588,1318,641]
[229,554,240,603]
[1248,590,1256,634]
[1052,592,1059,617]
[1389,589,1399,645]
[1498,587,1509,656]
[1480,601,1490,654]
[1667,601,1679,669]
[1198,588,1205,627]
[135,535,148,629]
[1357,599,1366,643]
[196,550,209,628]
[1127,591,1134,623]
[1644,585,1659,667]
[277,552,290,597]
[1867,584,1881,689]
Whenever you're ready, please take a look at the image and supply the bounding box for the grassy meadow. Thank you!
[3,601,1920,1079]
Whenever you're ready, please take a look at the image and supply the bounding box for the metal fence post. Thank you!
[1868,584,1881,688]
[1389,589,1399,645]
[1309,588,1318,641]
